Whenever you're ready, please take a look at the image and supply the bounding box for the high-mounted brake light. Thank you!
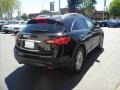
[33,18,47,24]
[45,37,71,45]
[34,17,46,20]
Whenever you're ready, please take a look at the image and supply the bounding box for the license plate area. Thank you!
[24,40,34,49]
[23,40,53,53]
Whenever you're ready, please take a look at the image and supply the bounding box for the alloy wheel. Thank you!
[75,51,83,71]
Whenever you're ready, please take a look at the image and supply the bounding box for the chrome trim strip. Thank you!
[71,17,79,31]
[18,39,41,43]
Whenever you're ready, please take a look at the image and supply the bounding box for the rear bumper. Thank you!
[2,29,12,32]
[13,30,20,33]
[14,47,72,67]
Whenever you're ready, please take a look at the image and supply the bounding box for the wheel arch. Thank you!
[72,43,87,58]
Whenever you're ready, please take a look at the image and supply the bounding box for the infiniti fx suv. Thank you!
[14,13,104,73]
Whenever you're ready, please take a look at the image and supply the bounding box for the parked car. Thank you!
[0,20,8,31]
[2,21,19,33]
[2,21,25,33]
[107,19,119,28]
[96,20,107,27]
[14,13,104,73]
[12,21,27,34]
[116,19,120,27]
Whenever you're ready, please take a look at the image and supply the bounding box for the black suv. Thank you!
[14,13,104,73]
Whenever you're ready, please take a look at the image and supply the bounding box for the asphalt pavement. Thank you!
[0,27,120,90]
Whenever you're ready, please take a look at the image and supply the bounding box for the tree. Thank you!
[109,0,120,18]
[40,10,50,15]
[21,13,29,21]
[67,0,78,12]
[0,0,19,18]
[67,0,97,17]
[53,12,59,15]
[81,0,97,17]
[40,10,59,16]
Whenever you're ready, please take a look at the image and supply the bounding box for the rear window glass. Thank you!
[22,19,64,33]
[27,19,63,25]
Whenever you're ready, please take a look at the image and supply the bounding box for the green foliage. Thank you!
[109,0,120,17]
[0,0,19,17]
[80,0,96,17]
[21,13,28,21]
[40,10,50,15]
[53,12,59,15]
[67,0,97,17]
[77,0,96,9]
[40,10,59,15]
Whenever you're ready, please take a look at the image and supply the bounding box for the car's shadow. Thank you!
[5,48,104,90]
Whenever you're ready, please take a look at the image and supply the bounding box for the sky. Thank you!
[15,0,112,15]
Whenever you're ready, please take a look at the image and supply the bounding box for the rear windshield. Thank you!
[21,19,64,33]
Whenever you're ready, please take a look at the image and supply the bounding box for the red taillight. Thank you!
[45,37,71,45]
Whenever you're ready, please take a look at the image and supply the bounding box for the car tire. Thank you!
[5,31,8,34]
[98,37,104,49]
[69,47,85,73]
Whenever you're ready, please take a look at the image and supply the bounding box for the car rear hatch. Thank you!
[15,18,65,57]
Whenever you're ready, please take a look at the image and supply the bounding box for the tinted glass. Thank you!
[63,18,75,31]
[85,19,94,29]
[72,18,88,30]
[22,19,64,33]
[76,18,88,29]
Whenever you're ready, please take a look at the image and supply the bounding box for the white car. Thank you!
[2,21,27,34]
[0,20,9,31]
[12,21,27,34]
[2,21,19,33]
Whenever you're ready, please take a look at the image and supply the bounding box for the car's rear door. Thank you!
[71,18,92,52]
[85,19,100,50]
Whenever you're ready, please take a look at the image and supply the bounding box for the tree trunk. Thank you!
[67,0,77,13]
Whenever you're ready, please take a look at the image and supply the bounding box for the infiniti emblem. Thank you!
[23,34,30,38]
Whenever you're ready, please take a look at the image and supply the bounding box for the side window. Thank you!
[76,18,88,29]
[85,19,94,29]
[72,20,77,30]
[72,18,88,31]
